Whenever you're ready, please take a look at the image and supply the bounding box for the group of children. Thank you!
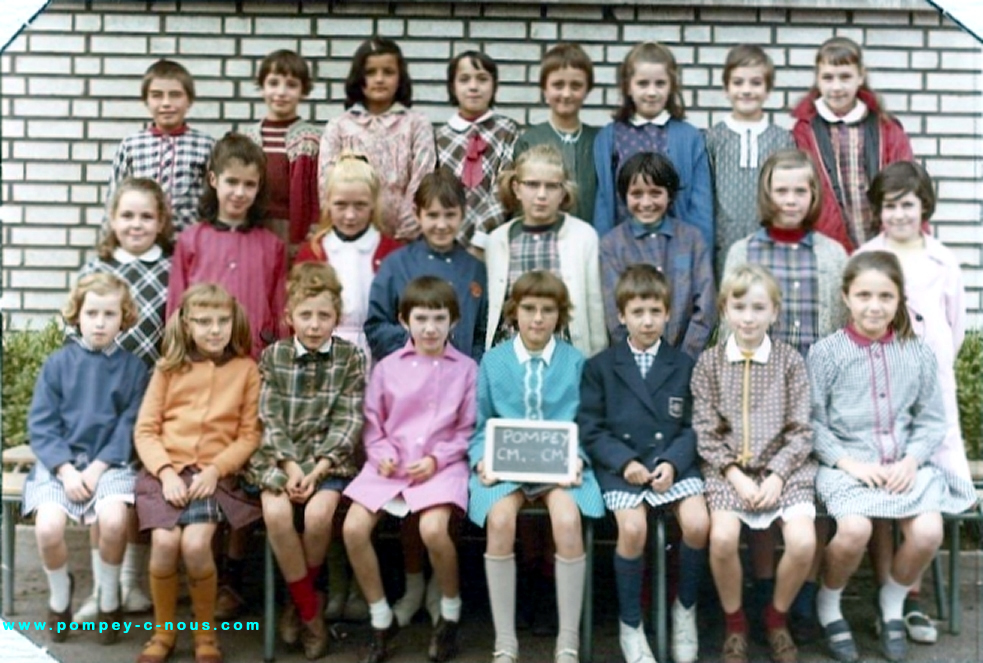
[20,29,976,663]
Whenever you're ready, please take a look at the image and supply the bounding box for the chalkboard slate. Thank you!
[483,418,579,484]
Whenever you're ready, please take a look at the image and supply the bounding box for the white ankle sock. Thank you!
[880,575,912,622]
[440,595,462,622]
[816,584,844,627]
[98,560,122,612]
[120,543,149,588]
[45,564,71,612]
[369,598,393,630]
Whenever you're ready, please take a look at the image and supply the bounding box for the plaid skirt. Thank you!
[603,477,705,512]
[135,467,262,531]
[22,461,136,525]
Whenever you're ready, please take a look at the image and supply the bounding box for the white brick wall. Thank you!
[1,0,982,329]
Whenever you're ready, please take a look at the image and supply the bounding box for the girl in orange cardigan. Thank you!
[134,284,262,663]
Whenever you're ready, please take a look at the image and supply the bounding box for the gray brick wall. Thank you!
[2,0,982,327]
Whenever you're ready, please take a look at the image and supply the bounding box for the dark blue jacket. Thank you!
[578,339,699,494]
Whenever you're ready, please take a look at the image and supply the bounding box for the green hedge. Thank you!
[1,323,981,458]
[2,320,64,449]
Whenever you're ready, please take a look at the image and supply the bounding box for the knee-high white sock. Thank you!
[816,584,844,627]
[879,575,913,622]
[484,553,518,656]
[555,554,586,654]
[45,564,71,612]
[98,560,122,612]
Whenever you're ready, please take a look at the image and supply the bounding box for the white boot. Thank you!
[618,621,656,663]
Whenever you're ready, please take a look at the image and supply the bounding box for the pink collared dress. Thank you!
[857,233,970,482]
[344,340,478,514]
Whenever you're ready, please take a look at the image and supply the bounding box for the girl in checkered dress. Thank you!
[809,251,977,663]
[485,144,607,358]
[319,38,436,242]
[693,265,818,663]
[856,162,973,644]
[435,50,521,252]
[24,274,149,645]
[593,42,713,245]
[134,284,262,663]
[791,37,914,254]
[73,178,174,625]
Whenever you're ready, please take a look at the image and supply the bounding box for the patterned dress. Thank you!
[809,327,978,520]
[108,125,215,232]
[693,335,817,528]
[242,117,321,251]
[467,336,605,526]
[436,110,521,249]
[705,118,794,278]
[319,103,436,240]
[78,245,171,368]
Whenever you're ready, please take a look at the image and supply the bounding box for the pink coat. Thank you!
[857,234,969,480]
[343,341,477,513]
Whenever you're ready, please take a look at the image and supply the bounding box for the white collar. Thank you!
[723,115,770,170]
[324,226,380,254]
[294,336,332,357]
[113,244,163,264]
[725,333,772,364]
[628,338,661,357]
[513,334,556,366]
[447,109,495,132]
[630,110,671,127]
[815,97,868,125]
[351,102,406,116]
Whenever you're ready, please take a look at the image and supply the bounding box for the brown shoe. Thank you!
[279,602,301,645]
[766,625,798,663]
[136,635,176,663]
[301,611,330,660]
[47,573,75,643]
[428,617,459,662]
[194,635,224,663]
[97,604,124,645]
[722,630,749,663]
[360,620,399,663]
[214,585,244,620]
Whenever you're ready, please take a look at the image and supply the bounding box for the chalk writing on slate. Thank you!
[483,418,579,484]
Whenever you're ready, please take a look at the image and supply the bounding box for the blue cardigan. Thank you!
[467,339,605,526]
[364,239,488,363]
[28,341,149,472]
[592,119,714,247]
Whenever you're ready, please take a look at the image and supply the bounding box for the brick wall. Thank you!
[2,0,982,327]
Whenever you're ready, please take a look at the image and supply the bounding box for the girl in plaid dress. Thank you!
[319,38,436,241]
[485,144,607,358]
[809,251,977,663]
[74,178,175,624]
[693,265,818,663]
[593,42,713,245]
[857,162,973,643]
[134,284,262,663]
[435,50,521,253]
[791,37,914,254]
[245,263,366,659]
[24,274,148,644]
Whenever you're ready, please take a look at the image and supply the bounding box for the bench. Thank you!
[2,445,36,617]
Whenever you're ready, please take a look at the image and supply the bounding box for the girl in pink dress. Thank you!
[857,161,970,643]
[343,277,478,663]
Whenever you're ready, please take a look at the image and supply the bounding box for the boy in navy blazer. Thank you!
[579,264,710,663]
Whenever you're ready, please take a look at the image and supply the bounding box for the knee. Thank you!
[783,529,817,563]
[262,495,293,531]
[342,511,372,549]
[35,514,65,548]
[419,514,450,550]
[909,516,943,552]
[683,514,710,549]
[486,508,517,542]
[152,530,181,557]
[180,531,214,565]
[832,519,872,554]
[618,516,647,555]
[304,501,335,533]
[709,525,740,557]
[96,504,129,540]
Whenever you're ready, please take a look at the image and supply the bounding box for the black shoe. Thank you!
[359,620,398,663]
[428,617,459,662]
[789,611,822,645]
[876,605,907,662]
[97,604,124,645]
[47,573,75,643]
